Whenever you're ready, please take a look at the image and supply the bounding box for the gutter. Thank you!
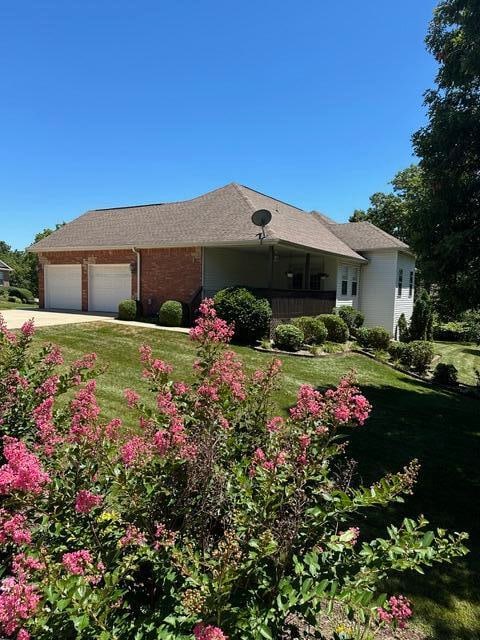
[132,247,140,301]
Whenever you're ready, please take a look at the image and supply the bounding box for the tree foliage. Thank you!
[412,0,480,313]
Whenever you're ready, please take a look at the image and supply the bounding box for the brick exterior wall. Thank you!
[38,247,202,315]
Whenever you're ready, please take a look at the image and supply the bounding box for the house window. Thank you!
[409,271,414,297]
[310,273,321,290]
[351,269,358,296]
[341,266,348,296]
[292,272,303,290]
[0,272,3,284]
[397,268,403,297]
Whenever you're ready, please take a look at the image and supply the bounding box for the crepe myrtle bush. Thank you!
[0,305,468,640]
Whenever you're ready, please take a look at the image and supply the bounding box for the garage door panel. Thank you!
[45,265,82,310]
[89,265,132,313]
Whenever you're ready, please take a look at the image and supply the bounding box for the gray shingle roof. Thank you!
[327,221,410,252]
[28,184,407,259]
[0,260,13,271]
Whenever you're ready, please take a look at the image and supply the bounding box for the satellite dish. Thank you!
[251,209,272,227]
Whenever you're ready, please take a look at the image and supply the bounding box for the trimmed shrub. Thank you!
[433,363,459,386]
[292,316,328,345]
[7,296,22,304]
[356,326,391,351]
[397,313,409,342]
[400,340,435,374]
[318,313,349,343]
[388,341,408,362]
[433,322,468,342]
[273,323,304,352]
[409,290,433,341]
[118,299,137,321]
[7,286,34,303]
[214,287,272,344]
[335,306,364,333]
[159,300,183,327]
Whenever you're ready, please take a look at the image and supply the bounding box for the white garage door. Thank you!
[45,265,82,310]
[89,264,132,313]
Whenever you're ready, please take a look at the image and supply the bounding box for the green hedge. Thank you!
[433,322,469,342]
[334,306,364,333]
[432,363,459,386]
[292,316,328,345]
[214,287,271,344]
[356,326,391,351]
[7,286,34,303]
[118,299,137,321]
[159,300,183,327]
[400,341,435,374]
[273,323,304,352]
[317,314,349,343]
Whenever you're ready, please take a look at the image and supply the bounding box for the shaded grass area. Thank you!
[434,340,480,385]
[33,322,480,640]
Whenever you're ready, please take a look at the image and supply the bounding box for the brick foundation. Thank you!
[38,247,202,316]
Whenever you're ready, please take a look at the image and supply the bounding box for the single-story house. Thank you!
[29,183,415,334]
[0,260,13,288]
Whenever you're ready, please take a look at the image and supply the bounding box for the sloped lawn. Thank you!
[434,340,480,386]
[32,322,480,640]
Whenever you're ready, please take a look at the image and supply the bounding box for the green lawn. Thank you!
[32,322,480,640]
[434,340,480,386]
[0,300,38,310]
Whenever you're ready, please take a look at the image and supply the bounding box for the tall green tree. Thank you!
[349,165,423,245]
[412,0,480,313]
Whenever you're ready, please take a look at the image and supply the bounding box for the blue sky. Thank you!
[0,0,437,250]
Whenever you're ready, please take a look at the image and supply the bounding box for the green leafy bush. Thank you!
[214,287,271,344]
[273,323,304,351]
[432,363,459,386]
[292,316,328,345]
[318,313,349,343]
[397,313,409,342]
[335,306,364,333]
[118,298,137,321]
[462,310,480,344]
[356,326,391,351]
[0,307,469,640]
[400,340,435,374]
[409,290,433,341]
[387,341,408,362]
[433,322,468,342]
[7,286,34,303]
[159,300,183,327]
[8,296,22,304]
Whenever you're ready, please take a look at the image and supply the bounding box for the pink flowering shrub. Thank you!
[0,308,469,640]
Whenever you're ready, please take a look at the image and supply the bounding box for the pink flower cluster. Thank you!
[0,576,40,637]
[153,522,177,549]
[121,435,152,466]
[189,298,234,344]
[75,490,103,514]
[43,343,64,366]
[0,438,50,495]
[119,525,146,548]
[0,512,31,546]
[32,396,62,455]
[124,388,140,408]
[250,447,287,476]
[11,554,45,580]
[377,595,413,629]
[139,344,173,381]
[62,549,93,575]
[69,380,101,443]
[266,416,285,433]
[290,375,371,431]
[0,314,17,344]
[193,623,228,640]
[208,350,246,400]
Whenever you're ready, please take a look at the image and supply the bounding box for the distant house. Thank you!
[0,260,13,288]
[28,183,415,334]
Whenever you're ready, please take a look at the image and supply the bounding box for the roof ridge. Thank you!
[237,184,305,212]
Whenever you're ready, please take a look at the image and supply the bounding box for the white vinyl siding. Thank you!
[358,250,397,333]
[336,263,361,309]
[393,253,415,332]
[88,264,132,313]
[44,265,82,310]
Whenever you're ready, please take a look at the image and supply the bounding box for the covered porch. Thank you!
[203,243,361,320]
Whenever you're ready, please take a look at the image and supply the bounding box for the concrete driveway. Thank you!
[0,308,189,333]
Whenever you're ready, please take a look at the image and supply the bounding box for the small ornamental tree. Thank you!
[0,307,468,640]
[409,289,434,341]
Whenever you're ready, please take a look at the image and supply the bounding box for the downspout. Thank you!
[132,247,140,301]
